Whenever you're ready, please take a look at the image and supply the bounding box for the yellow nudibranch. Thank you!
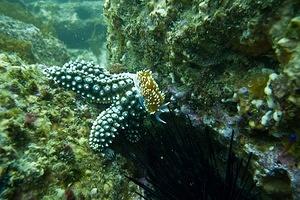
[137,70,165,114]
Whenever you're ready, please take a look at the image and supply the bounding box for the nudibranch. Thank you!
[136,70,165,114]
[43,59,167,154]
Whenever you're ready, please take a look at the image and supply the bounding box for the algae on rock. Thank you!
[103,0,300,199]
[0,53,138,200]
[0,15,69,65]
[25,0,107,62]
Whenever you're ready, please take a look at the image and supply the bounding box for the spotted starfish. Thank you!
[44,60,167,154]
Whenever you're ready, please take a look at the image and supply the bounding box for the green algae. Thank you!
[104,0,300,198]
[0,0,56,35]
[0,34,35,63]
[0,1,39,26]
[0,53,138,199]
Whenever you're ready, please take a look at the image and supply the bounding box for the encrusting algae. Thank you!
[0,53,139,199]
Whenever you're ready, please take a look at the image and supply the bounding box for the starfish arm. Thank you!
[89,88,146,153]
[44,60,134,103]
[43,60,168,155]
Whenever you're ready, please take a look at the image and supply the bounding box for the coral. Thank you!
[44,59,166,154]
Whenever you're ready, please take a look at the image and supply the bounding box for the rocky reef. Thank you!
[0,14,69,65]
[0,53,139,199]
[1,0,300,199]
[0,1,144,199]
[103,0,300,199]
[25,0,107,63]
[0,0,107,64]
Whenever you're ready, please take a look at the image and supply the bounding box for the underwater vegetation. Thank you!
[104,0,300,199]
[0,15,69,65]
[42,57,261,199]
[0,0,108,64]
[26,0,107,61]
[0,53,139,199]
[1,0,300,199]
[0,0,56,35]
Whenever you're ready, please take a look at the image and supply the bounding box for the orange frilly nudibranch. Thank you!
[136,70,169,123]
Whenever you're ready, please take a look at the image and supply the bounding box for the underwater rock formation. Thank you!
[103,0,300,199]
[26,0,107,61]
[0,53,139,199]
[0,15,69,65]
[0,0,107,63]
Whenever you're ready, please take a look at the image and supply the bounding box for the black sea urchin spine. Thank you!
[120,113,257,200]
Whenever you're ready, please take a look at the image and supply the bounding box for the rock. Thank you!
[0,15,69,65]
[0,53,138,199]
[103,0,300,199]
[25,0,107,61]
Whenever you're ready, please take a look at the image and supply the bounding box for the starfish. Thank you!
[43,59,167,154]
